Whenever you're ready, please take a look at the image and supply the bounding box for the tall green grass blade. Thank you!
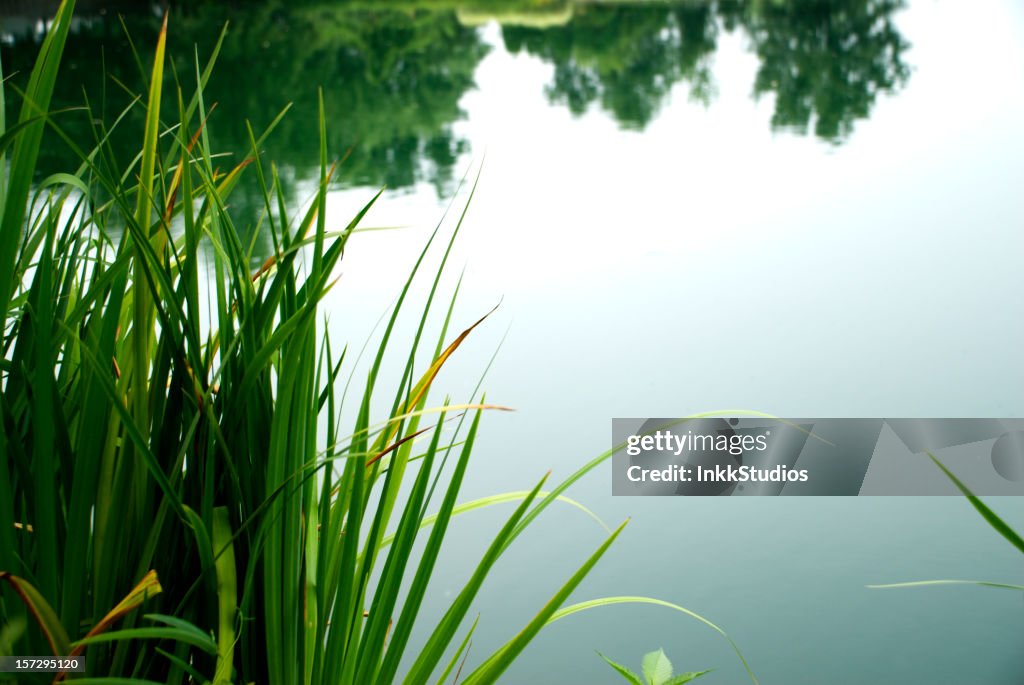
[29,211,61,606]
[927,452,1024,555]
[128,12,167,447]
[70,570,164,659]
[157,646,209,685]
[460,519,629,685]
[74,628,217,653]
[379,490,611,550]
[0,0,75,328]
[70,675,166,679]
[867,580,1024,591]
[402,469,546,684]
[355,410,451,683]
[867,454,1024,603]
[145,614,216,641]
[435,616,479,685]
[374,403,484,682]
[0,48,5,211]
[0,573,72,657]
[212,508,237,684]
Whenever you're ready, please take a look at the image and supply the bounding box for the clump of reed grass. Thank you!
[0,2,756,683]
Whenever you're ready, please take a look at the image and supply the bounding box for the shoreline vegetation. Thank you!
[0,2,757,682]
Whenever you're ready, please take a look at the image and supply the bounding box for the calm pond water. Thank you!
[5,1,1023,682]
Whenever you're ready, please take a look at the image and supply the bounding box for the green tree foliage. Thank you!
[0,0,911,205]
[0,1,488,199]
[719,0,910,142]
[502,0,909,139]
[502,4,719,129]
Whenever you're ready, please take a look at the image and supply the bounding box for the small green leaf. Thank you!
[664,670,712,684]
[597,651,644,685]
[642,648,673,685]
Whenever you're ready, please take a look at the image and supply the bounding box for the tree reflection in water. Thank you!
[0,0,911,242]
